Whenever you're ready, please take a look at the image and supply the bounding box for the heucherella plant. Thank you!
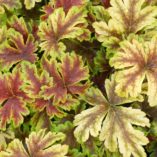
[0,0,157,156]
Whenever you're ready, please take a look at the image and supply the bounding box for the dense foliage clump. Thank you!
[0,0,157,157]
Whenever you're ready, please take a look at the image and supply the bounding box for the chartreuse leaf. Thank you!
[22,62,64,118]
[0,68,30,130]
[0,0,21,14]
[0,30,37,71]
[110,36,157,106]
[0,129,68,157]
[93,0,157,49]
[24,0,41,10]
[74,75,149,157]
[39,6,88,57]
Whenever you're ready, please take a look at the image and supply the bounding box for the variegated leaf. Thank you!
[0,129,68,157]
[110,37,157,106]
[74,75,149,157]
[0,69,30,130]
[0,31,37,71]
[22,62,64,118]
[93,0,157,49]
[39,6,88,57]
[41,53,89,105]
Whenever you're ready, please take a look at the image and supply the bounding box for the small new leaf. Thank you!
[74,75,149,157]
[0,129,68,157]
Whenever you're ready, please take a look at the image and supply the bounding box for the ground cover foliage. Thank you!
[0,0,157,157]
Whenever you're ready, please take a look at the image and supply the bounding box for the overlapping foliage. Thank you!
[0,0,157,157]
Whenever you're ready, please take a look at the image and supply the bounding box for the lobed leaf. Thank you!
[22,62,64,118]
[93,0,157,49]
[41,53,89,105]
[7,16,29,41]
[110,37,157,106]
[74,75,149,157]
[39,6,88,57]
[0,129,68,157]
[0,69,30,130]
[0,31,37,71]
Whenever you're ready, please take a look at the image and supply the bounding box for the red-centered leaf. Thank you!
[34,99,65,118]
[41,53,89,105]
[22,62,65,118]
[110,37,157,106]
[0,129,68,157]
[60,53,89,94]
[0,69,30,130]
[0,31,37,71]
[41,58,67,104]
[55,0,85,13]
[41,0,85,20]
[39,6,88,57]
[7,16,29,41]
[8,16,39,42]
